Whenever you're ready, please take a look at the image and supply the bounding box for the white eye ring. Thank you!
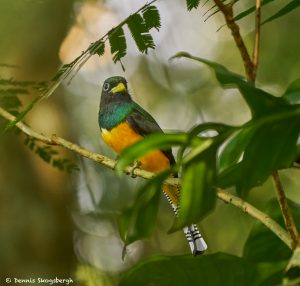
[103,83,110,91]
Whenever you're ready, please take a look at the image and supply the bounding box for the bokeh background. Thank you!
[1,0,300,285]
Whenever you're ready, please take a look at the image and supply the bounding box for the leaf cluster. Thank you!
[24,136,79,173]
[115,52,300,284]
[3,2,161,132]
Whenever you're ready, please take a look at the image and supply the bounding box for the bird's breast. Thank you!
[101,122,143,154]
[100,122,170,173]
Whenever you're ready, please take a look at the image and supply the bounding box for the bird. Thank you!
[98,76,207,255]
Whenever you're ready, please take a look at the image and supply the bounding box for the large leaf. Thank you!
[218,111,300,195]
[284,247,300,286]
[243,199,300,263]
[171,147,217,231]
[282,78,300,104]
[236,121,299,195]
[119,253,283,286]
[219,118,299,195]
[218,127,255,173]
[116,133,188,174]
[118,172,170,246]
[177,122,234,164]
[262,0,300,25]
[171,52,289,118]
[172,52,300,194]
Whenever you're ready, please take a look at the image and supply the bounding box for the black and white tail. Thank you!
[163,188,207,255]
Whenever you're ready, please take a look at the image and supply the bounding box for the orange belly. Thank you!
[101,122,170,173]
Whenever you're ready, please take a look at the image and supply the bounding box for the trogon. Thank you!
[98,76,207,255]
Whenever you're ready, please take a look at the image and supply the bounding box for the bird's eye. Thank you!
[103,83,110,91]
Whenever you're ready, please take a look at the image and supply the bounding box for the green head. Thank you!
[98,76,134,130]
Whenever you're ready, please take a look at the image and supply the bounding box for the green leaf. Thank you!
[119,253,282,286]
[177,122,234,164]
[234,0,276,21]
[284,247,300,286]
[243,199,300,263]
[171,52,290,118]
[118,172,170,245]
[127,14,155,54]
[171,148,217,231]
[218,127,255,174]
[186,0,201,11]
[237,121,299,195]
[218,118,300,195]
[282,78,300,104]
[262,0,300,25]
[142,5,161,31]
[116,133,187,174]
[109,27,127,63]
[0,95,22,111]
[89,40,105,57]
[0,88,28,95]
[3,96,41,132]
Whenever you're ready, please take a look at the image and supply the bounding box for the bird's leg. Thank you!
[130,160,141,178]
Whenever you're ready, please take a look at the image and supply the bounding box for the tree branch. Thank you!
[0,106,292,250]
[213,0,254,81]
[272,171,299,248]
[252,0,261,80]
[217,189,292,249]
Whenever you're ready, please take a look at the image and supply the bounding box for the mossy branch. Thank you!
[0,106,292,250]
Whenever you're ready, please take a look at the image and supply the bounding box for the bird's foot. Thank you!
[130,161,141,178]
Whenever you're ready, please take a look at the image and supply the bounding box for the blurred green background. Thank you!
[1,0,300,285]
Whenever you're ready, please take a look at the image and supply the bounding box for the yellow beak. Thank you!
[111,82,126,94]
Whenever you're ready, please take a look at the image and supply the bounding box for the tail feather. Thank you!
[162,185,207,255]
[184,224,207,255]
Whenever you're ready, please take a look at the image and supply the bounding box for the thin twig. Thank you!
[213,0,254,81]
[252,0,261,81]
[0,106,292,250]
[272,171,299,248]
[217,189,292,249]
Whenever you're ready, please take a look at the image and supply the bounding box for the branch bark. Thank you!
[272,171,299,248]
[213,0,254,81]
[217,189,292,249]
[252,0,261,80]
[0,106,293,250]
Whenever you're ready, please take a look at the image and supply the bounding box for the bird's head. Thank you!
[100,76,132,107]
[102,76,128,94]
[99,76,134,128]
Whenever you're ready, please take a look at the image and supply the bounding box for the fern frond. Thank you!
[127,14,155,54]
[109,27,127,63]
[186,0,201,11]
[142,5,161,31]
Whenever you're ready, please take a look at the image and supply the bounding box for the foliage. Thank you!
[112,1,300,285]
[119,253,286,286]
[24,136,79,173]
[3,2,161,131]
[0,77,78,173]
[2,0,300,285]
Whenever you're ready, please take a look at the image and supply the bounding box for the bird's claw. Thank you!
[130,161,141,178]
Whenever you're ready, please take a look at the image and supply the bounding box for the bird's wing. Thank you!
[126,102,176,165]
